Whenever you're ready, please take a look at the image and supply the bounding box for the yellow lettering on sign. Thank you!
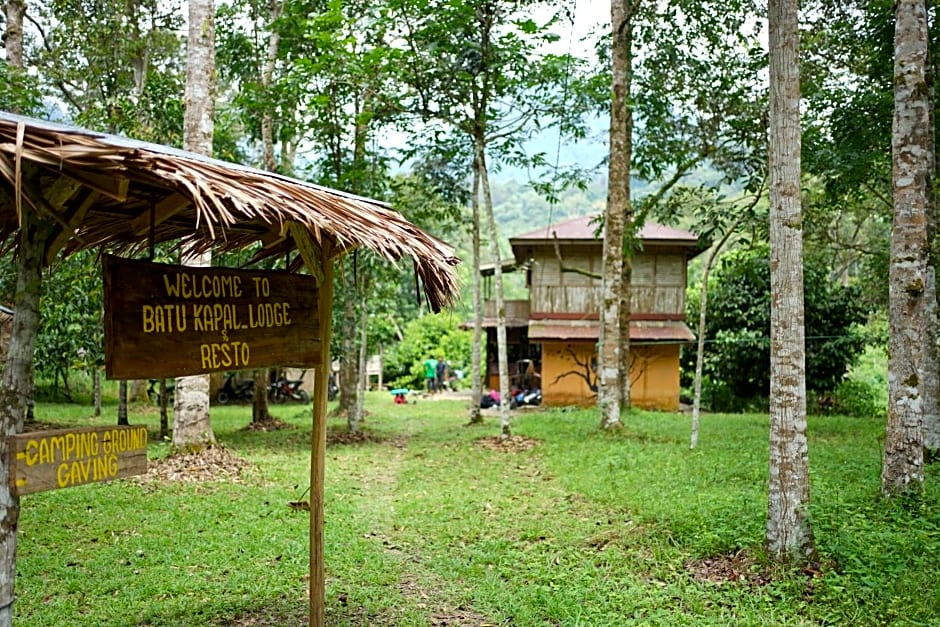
[142,304,188,333]
[55,455,119,489]
[25,439,38,466]
[100,426,147,455]
[163,272,244,299]
[199,341,250,370]
[247,302,291,328]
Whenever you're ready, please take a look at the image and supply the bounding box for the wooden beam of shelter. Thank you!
[45,190,97,265]
[59,167,130,202]
[309,241,333,626]
[289,222,325,286]
[131,192,191,236]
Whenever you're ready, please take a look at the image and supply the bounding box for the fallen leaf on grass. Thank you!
[476,435,540,452]
[133,445,256,486]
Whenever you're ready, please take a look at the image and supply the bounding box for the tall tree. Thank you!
[1,0,40,114]
[28,0,185,140]
[882,0,930,495]
[587,0,765,427]
[394,0,588,436]
[173,0,216,451]
[468,163,484,424]
[219,0,286,425]
[598,0,635,428]
[0,11,57,606]
[800,0,940,455]
[0,208,53,627]
[275,0,401,426]
[0,10,42,625]
[765,0,817,563]
[686,201,755,447]
[475,137,512,438]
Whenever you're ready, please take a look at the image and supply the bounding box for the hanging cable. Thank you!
[536,0,578,287]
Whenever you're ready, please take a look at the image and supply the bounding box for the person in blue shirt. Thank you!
[435,356,448,392]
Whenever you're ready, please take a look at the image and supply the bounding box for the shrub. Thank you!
[817,378,884,418]
[682,244,869,408]
[383,313,471,390]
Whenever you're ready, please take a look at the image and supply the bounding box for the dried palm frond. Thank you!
[0,112,460,311]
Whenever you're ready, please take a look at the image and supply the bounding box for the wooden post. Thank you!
[308,242,333,625]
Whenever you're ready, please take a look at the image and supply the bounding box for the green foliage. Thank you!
[813,378,883,418]
[383,313,471,390]
[28,0,186,135]
[13,400,940,625]
[0,65,43,115]
[684,244,869,410]
[799,1,898,320]
[34,251,105,399]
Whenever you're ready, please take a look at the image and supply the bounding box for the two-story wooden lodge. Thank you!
[480,215,701,410]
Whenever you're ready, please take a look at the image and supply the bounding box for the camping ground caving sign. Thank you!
[103,255,321,379]
[9,425,148,496]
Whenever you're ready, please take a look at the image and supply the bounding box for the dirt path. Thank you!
[342,440,494,626]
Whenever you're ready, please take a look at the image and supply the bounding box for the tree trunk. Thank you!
[117,380,128,425]
[125,0,148,101]
[468,164,484,424]
[159,378,169,441]
[252,369,272,423]
[883,0,929,494]
[336,264,360,418]
[260,0,283,173]
[174,0,216,451]
[766,0,816,563]
[599,0,630,429]
[351,291,368,434]
[691,218,742,448]
[130,380,147,402]
[616,4,635,412]
[4,0,25,72]
[691,255,716,450]
[93,368,101,417]
[0,207,51,627]
[476,137,510,439]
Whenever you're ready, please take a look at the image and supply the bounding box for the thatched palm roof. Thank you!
[0,112,459,310]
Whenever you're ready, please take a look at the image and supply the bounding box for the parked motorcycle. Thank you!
[216,372,254,405]
[327,372,339,402]
[509,387,542,408]
[269,375,310,404]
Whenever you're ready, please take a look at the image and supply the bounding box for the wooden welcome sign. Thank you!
[103,255,320,379]
[9,425,148,495]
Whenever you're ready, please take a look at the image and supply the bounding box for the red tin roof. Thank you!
[527,319,695,343]
[510,214,698,246]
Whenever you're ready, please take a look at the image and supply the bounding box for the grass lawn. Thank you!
[13,393,940,626]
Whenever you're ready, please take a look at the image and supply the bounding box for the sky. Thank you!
[535,1,607,55]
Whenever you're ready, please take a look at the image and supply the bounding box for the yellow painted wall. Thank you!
[540,341,681,411]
